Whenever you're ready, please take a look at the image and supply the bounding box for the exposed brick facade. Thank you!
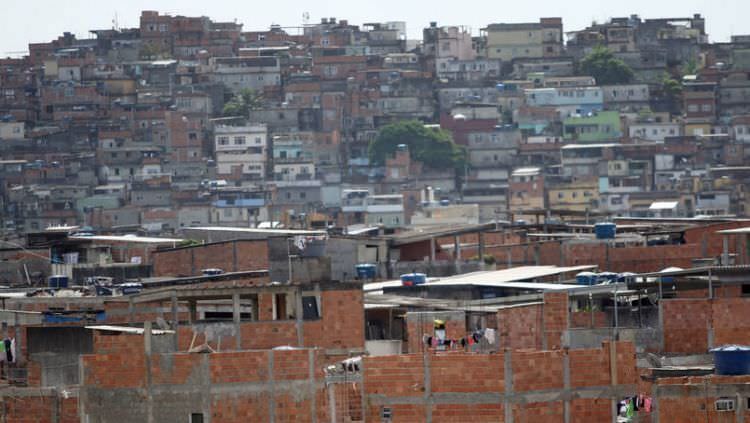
[362,341,636,423]
[662,296,750,354]
[152,239,270,277]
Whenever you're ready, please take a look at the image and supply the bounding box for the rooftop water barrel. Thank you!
[711,345,750,375]
[401,273,426,287]
[356,264,377,280]
[576,272,597,286]
[48,275,69,289]
[595,222,616,239]
[597,272,618,284]
[120,283,143,295]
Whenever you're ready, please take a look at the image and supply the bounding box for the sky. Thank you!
[2,0,749,55]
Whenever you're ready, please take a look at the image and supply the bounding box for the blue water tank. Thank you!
[595,222,617,239]
[119,283,143,295]
[401,273,427,287]
[356,264,377,280]
[711,345,750,375]
[576,272,597,286]
[597,272,618,284]
[48,275,69,289]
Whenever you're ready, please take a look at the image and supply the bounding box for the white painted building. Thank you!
[214,124,268,178]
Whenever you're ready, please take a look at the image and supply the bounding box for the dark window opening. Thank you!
[302,296,320,320]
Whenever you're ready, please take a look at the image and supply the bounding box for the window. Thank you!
[234,136,246,145]
[274,293,288,320]
[715,398,735,412]
[300,192,306,199]
[255,137,262,144]
[302,296,320,320]
[190,413,204,423]
[218,136,229,145]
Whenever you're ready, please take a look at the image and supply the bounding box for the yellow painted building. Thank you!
[482,19,563,61]
[547,180,599,213]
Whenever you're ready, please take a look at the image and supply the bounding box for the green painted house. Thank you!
[563,111,622,143]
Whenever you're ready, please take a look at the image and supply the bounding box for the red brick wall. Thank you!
[512,350,564,391]
[654,374,750,423]
[432,403,504,422]
[303,288,365,354]
[152,240,270,277]
[512,401,564,423]
[80,347,325,422]
[0,394,79,423]
[405,313,466,354]
[431,354,504,393]
[570,398,612,423]
[496,304,543,350]
[712,298,750,345]
[543,292,569,350]
[662,297,750,354]
[362,343,635,423]
[483,221,750,272]
[570,310,608,328]
[569,347,610,388]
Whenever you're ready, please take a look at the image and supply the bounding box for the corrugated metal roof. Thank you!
[364,265,596,292]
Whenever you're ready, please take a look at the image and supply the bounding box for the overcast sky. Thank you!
[2,0,749,55]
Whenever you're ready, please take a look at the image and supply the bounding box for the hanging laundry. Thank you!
[472,332,482,344]
[643,397,652,413]
[484,328,496,345]
[631,396,639,411]
[625,399,635,418]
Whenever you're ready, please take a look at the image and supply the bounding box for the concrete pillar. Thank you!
[295,289,304,347]
[188,300,197,324]
[722,235,730,265]
[609,341,618,386]
[233,293,242,350]
[422,350,432,422]
[563,350,570,423]
[144,321,152,355]
[478,232,486,270]
[430,237,436,262]
[504,351,514,423]
[454,235,462,274]
[170,292,179,328]
[232,240,239,272]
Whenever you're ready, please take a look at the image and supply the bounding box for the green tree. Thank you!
[222,89,264,117]
[661,74,683,114]
[579,46,635,85]
[681,58,699,76]
[368,120,466,170]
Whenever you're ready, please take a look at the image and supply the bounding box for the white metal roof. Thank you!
[364,265,596,292]
[717,226,750,234]
[187,226,326,235]
[70,235,184,244]
[649,201,679,210]
[85,325,175,335]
